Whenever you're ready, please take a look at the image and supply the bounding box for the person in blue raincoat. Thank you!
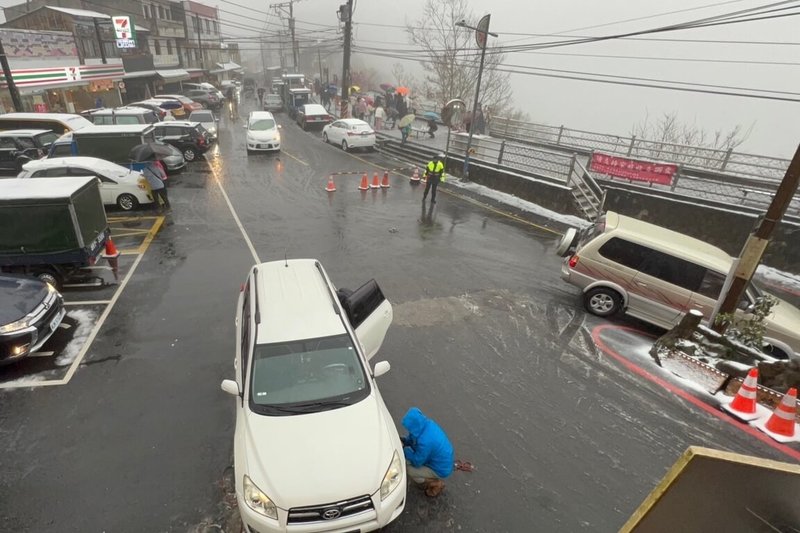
[401,407,454,497]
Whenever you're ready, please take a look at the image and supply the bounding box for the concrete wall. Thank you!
[603,186,800,273]
[445,156,580,217]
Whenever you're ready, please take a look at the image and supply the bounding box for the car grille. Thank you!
[287,494,373,524]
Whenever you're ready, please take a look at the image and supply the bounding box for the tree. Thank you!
[391,63,418,90]
[406,0,514,117]
[630,111,755,165]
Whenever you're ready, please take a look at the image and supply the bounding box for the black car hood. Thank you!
[0,275,48,324]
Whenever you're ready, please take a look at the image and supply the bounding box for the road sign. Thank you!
[475,14,490,49]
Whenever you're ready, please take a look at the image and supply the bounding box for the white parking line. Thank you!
[64,300,112,306]
[209,161,261,263]
[28,351,54,358]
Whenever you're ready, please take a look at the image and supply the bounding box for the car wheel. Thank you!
[34,269,61,290]
[584,287,623,317]
[117,193,138,211]
[342,140,349,151]
[322,132,328,144]
[183,148,196,161]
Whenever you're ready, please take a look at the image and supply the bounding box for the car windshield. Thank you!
[249,119,276,131]
[249,333,369,415]
[190,111,214,122]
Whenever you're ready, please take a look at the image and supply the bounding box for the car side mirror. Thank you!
[221,379,240,396]
[373,360,391,378]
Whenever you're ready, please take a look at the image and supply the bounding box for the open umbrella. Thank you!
[422,111,441,122]
[129,142,177,162]
[350,85,361,94]
[396,86,410,96]
[380,83,395,91]
[398,113,416,128]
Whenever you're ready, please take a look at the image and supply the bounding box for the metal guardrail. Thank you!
[491,117,791,182]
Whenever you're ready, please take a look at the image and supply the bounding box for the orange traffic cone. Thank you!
[325,175,336,192]
[358,172,369,191]
[722,368,761,421]
[102,237,120,281]
[381,170,390,188]
[753,387,799,443]
[371,172,380,189]
[410,167,420,182]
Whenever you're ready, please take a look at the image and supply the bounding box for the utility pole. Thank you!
[710,143,800,331]
[93,18,107,64]
[456,14,498,181]
[0,39,22,112]
[195,14,204,69]
[338,0,352,118]
[317,44,323,85]
[289,1,298,71]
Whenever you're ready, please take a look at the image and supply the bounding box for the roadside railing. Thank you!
[490,116,791,182]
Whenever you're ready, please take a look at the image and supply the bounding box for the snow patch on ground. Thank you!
[1,375,47,387]
[55,309,98,367]
[449,179,592,229]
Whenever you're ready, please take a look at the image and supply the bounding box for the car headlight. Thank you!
[243,475,278,519]
[0,317,32,334]
[380,451,403,501]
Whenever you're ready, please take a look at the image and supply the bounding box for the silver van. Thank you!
[558,211,800,360]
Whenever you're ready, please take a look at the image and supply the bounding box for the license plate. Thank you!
[50,308,65,332]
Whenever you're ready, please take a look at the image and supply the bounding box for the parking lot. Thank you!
[0,215,163,389]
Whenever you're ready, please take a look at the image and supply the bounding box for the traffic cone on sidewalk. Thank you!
[753,387,799,443]
[358,172,369,191]
[722,368,761,421]
[381,170,390,188]
[102,237,120,281]
[410,167,420,182]
[325,175,336,192]
[371,172,380,188]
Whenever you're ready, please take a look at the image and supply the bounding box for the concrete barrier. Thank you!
[603,185,800,273]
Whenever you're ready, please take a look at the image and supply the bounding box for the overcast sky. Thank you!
[6,0,798,157]
[223,0,798,158]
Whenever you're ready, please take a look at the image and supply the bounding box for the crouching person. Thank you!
[401,407,454,497]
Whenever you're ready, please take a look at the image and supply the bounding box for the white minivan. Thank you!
[558,211,800,360]
[245,111,281,153]
[221,259,405,532]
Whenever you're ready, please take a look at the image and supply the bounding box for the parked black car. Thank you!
[0,274,65,364]
[0,129,58,172]
[152,121,212,162]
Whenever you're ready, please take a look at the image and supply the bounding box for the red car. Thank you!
[295,104,333,130]
[155,94,203,114]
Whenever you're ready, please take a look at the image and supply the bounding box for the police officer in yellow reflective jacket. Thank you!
[423,153,446,204]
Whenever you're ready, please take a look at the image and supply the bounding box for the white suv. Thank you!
[221,259,406,532]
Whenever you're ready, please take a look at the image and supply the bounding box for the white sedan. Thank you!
[18,157,153,211]
[322,118,376,151]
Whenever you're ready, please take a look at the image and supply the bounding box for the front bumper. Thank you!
[239,476,405,533]
[248,140,281,151]
[0,291,65,363]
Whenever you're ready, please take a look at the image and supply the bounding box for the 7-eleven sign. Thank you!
[113,16,135,40]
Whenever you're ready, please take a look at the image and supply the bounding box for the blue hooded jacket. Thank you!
[402,407,454,478]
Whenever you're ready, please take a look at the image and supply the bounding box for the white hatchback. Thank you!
[246,111,281,153]
[221,259,405,533]
[18,157,152,211]
[322,118,376,151]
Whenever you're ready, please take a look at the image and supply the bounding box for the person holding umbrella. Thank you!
[398,111,416,144]
[129,143,173,212]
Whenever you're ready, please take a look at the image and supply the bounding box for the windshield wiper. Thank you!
[290,399,353,412]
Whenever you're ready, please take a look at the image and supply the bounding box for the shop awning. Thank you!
[157,69,190,82]
[186,68,206,79]
[209,62,243,74]
[122,70,157,79]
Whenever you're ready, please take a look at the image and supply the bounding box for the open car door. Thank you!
[342,279,393,360]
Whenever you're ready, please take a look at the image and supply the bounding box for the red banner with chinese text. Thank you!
[590,152,677,185]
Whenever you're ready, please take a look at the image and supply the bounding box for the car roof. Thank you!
[156,94,190,101]
[0,129,53,136]
[248,111,274,120]
[24,156,131,174]
[0,113,93,129]
[606,211,733,272]
[73,124,153,134]
[303,104,328,113]
[91,107,153,115]
[155,121,199,127]
[253,259,346,343]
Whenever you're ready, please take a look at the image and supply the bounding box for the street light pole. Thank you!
[0,39,23,112]
[456,15,497,181]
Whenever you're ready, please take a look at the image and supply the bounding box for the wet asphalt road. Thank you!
[0,100,797,533]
